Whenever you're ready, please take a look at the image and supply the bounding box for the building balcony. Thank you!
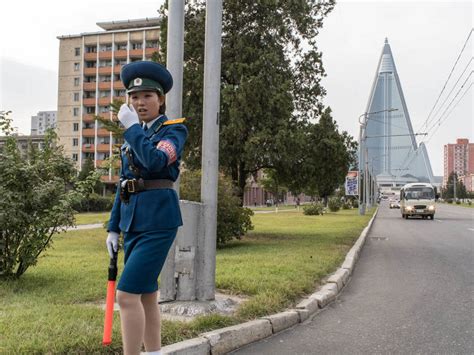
[82,114,96,123]
[113,96,126,104]
[113,81,125,90]
[84,52,97,60]
[101,175,120,184]
[129,49,143,58]
[98,97,111,105]
[84,67,97,75]
[97,128,111,136]
[99,51,113,60]
[145,48,158,57]
[82,144,95,152]
[96,143,111,152]
[115,50,127,59]
[98,66,112,75]
[83,82,96,90]
[98,82,111,90]
[82,128,95,137]
[83,98,96,106]
[113,65,122,74]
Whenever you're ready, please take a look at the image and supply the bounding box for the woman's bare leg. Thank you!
[141,291,161,352]
[117,290,145,355]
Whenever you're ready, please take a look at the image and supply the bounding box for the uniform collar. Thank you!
[144,115,167,137]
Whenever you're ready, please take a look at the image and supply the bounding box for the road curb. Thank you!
[162,208,379,354]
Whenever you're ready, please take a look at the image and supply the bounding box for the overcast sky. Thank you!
[0,0,472,176]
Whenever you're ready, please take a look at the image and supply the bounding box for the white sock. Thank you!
[147,351,162,355]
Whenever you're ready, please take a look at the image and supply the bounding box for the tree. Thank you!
[260,169,288,206]
[299,107,355,204]
[443,172,468,200]
[0,111,80,278]
[157,0,336,203]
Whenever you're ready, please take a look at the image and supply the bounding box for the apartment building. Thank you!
[443,138,474,190]
[56,17,161,185]
[31,111,57,135]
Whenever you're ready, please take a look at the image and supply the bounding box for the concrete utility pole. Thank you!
[161,0,185,301]
[166,0,185,120]
[199,0,223,301]
[453,148,457,201]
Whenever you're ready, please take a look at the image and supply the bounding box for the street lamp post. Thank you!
[358,108,398,215]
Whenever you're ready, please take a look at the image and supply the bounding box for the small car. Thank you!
[389,199,400,209]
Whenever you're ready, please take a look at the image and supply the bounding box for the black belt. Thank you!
[126,178,174,193]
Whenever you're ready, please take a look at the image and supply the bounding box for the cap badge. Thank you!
[133,78,143,86]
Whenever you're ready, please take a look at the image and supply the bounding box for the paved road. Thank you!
[233,203,473,354]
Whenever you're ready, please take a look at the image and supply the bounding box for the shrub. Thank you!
[303,202,325,215]
[447,199,453,204]
[0,123,77,278]
[180,170,254,246]
[342,201,351,209]
[352,199,359,208]
[328,197,341,212]
[455,200,461,205]
[71,193,114,212]
[468,200,472,206]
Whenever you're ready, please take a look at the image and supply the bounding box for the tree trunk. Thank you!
[237,163,247,206]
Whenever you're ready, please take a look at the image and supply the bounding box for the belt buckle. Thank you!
[127,179,137,193]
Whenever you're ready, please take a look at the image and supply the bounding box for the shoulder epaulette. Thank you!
[163,118,186,126]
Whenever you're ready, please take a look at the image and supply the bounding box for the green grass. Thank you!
[74,212,110,225]
[0,208,374,353]
[248,204,299,212]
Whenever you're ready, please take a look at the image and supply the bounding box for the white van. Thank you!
[400,183,436,220]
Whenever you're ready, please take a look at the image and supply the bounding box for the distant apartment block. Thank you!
[0,134,45,155]
[56,17,161,185]
[31,111,57,135]
[443,138,474,190]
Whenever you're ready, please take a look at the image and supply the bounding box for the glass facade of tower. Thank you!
[363,39,434,187]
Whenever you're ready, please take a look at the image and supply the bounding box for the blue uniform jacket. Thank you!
[107,115,188,233]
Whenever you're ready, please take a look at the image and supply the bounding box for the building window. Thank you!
[131,42,143,50]
[75,47,81,56]
[99,106,109,113]
[86,46,97,53]
[114,89,126,97]
[72,153,78,162]
[146,41,158,48]
[86,61,97,68]
[73,107,79,116]
[73,123,79,131]
[99,60,112,67]
[73,92,80,101]
[116,59,127,66]
[84,75,96,83]
[99,90,111,98]
[74,62,80,71]
[74,77,80,86]
[99,44,112,52]
[73,138,79,146]
[99,75,111,82]
[84,91,96,99]
[116,43,127,51]
[86,107,95,114]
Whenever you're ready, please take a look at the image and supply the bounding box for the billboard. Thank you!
[345,171,358,196]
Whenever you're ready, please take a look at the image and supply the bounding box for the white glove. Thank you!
[118,104,139,129]
[106,231,120,258]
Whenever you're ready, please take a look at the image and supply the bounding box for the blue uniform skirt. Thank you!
[117,228,177,294]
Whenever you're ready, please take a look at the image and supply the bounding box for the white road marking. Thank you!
[435,219,442,222]
[468,228,474,232]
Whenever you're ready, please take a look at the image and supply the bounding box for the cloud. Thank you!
[0,58,57,134]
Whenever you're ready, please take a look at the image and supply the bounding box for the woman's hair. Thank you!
[159,94,166,114]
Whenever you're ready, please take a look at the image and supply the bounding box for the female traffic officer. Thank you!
[106,61,187,355]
